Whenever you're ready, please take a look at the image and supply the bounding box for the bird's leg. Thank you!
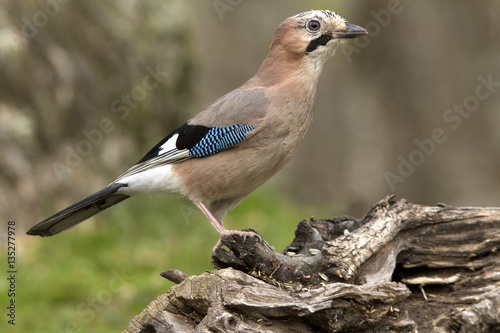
[194,201,261,252]
[194,201,226,234]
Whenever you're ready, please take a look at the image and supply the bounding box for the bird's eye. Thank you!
[307,20,321,32]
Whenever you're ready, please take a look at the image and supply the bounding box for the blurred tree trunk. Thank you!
[124,196,500,332]
[0,0,195,226]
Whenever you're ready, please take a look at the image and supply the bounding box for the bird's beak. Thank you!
[333,23,368,39]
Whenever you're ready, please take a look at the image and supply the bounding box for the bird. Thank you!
[27,10,367,250]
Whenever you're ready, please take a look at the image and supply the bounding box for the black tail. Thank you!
[27,183,130,237]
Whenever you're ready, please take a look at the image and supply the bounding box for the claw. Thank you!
[212,229,261,253]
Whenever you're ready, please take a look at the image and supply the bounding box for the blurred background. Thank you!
[0,0,499,331]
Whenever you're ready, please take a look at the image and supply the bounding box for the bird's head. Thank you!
[254,10,367,87]
[270,10,367,62]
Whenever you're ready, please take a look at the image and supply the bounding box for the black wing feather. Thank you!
[176,123,211,150]
[137,123,211,164]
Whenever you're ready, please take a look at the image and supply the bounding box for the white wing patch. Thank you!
[158,133,179,156]
[112,133,191,184]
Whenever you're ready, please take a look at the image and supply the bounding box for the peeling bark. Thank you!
[124,196,500,332]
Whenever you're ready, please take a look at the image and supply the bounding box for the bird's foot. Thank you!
[213,229,262,253]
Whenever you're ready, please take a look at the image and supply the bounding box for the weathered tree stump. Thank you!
[124,196,500,332]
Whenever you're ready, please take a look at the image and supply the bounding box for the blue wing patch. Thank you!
[113,123,258,183]
[189,124,257,158]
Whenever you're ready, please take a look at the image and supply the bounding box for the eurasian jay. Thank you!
[27,10,367,249]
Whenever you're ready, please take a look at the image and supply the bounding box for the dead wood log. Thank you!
[124,196,500,332]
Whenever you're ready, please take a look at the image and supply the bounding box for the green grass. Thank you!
[0,188,338,332]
